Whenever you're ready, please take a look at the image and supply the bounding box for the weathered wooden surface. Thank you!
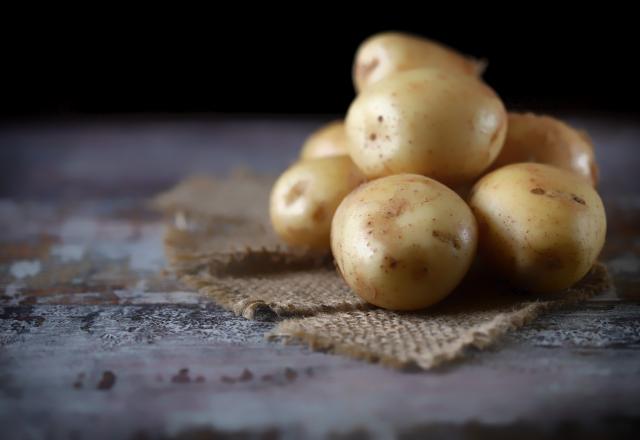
[1,115,639,439]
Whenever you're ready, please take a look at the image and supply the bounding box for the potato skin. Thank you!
[489,113,599,186]
[346,68,507,185]
[469,163,606,293]
[353,32,484,92]
[331,174,477,311]
[300,120,349,160]
[270,156,365,250]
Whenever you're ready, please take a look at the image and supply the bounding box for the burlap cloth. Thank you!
[154,173,611,370]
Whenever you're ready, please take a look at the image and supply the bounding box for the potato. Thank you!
[270,156,365,249]
[331,174,478,310]
[490,112,599,186]
[300,120,349,160]
[346,68,507,185]
[469,163,606,293]
[353,32,485,92]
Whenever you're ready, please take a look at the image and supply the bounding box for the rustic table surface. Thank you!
[1,115,639,439]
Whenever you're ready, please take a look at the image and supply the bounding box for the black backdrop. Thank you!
[2,9,638,117]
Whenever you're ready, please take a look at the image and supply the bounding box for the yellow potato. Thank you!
[353,32,485,92]
[331,174,478,310]
[270,156,365,249]
[300,120,349,160]
[469,163,606,293]
[346,68,507,185]
[490,112,599,186]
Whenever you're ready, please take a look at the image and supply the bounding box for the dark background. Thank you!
[2,10,638,118]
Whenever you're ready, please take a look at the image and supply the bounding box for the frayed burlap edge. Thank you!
[180,271,370,320]
[267,263,611,370]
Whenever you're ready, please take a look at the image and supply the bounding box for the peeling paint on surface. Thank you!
[126,226,165,272]
[0,207,177,306]
[59,218,98,242]
[9,260,41,279]
[50,244,85,262]
[90,223,165,272]
[3,283,25,305]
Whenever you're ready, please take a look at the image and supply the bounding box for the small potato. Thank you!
[331,174,478,310]
[300,120,349,160]
[353,32,484,92]
[489,112,599,186]
[270,156,365,249]
[346,68,507,185]
[469,163,606,293]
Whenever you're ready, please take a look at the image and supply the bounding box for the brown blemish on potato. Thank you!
[369,133,377,141]
[421,193,442,204]
[378,115,384,122]
[432,230,461,250]
[530,187,546,195]
[571,194,586,205]
[384,198,409,218]
[285,180,308,206]
[357,57,379,80]
[531,187,587,206]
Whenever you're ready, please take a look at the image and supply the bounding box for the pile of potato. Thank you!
[270,32,606,311]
